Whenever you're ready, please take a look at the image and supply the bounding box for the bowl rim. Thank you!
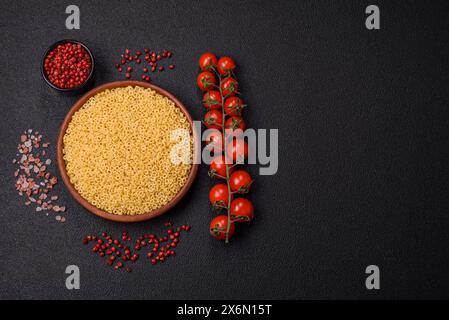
[41,39,95,92]
[57,80,200,222]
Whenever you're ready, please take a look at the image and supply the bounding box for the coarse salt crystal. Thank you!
[15,130,67,220]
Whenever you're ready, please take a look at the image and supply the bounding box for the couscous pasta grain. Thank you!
[63,86,192,215]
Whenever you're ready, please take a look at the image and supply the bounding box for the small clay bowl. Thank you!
[57,81,200,222]
[41,39,95,94]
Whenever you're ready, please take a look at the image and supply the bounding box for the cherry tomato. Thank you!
[217,56,236,75]
[225,116,246,131]
[224,97,245,116]
[230,198,254,222]
[202,90,222,109]
[226,138,248,163]
[209,215,235,240]
[197,71,216,91]
[221,77,238,96]
[210,155,233,178]
[229,170,252,193]
[204,110,223,130]
[199,52,218,70]
[204,129,224,152]
[209,183,230,207]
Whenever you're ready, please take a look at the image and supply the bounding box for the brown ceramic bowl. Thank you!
[57,80,200,222]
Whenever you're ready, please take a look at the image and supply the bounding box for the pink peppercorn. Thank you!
[44,42,92,89]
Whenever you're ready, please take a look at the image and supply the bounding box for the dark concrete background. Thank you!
[0,0,448,299]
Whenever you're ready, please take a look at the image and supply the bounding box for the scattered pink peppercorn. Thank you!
[82,223,191,272]
[115,48,175,81]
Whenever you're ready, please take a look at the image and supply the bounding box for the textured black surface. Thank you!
[0,0,448,299]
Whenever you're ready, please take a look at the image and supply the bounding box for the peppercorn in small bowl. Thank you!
[41,39,95,94]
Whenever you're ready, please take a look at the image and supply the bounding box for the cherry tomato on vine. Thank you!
[217,56,236,75]
[210,215,235,240]
[204,129,224,152]
[210,155,233,179]
[209,183,230,207]
[203,110,223,130]
[229,170,252,193]
[199,52,218,70]
[226,138,248,162]
[225,116,246,131]
[202,90,222,109]
[221,77,238,96]
[230,198,254,222]
[224,96,245,116]
[197,71,216,91]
